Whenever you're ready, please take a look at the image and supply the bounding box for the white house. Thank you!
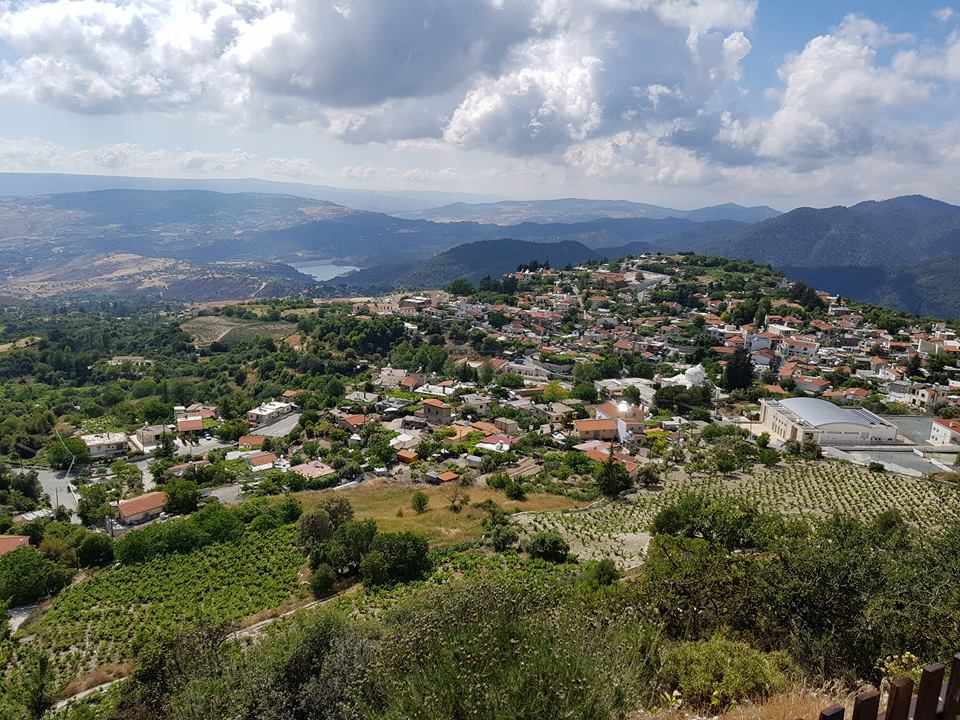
[930,419,960,447]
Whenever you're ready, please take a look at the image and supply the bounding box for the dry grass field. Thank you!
[296,479,587,546]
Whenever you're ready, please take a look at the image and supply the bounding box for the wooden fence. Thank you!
[821,655,960,720]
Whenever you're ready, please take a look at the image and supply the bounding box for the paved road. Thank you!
[205,484,243,505]
[880,415,935,444]
[36,468,78,513]
[256,413,302,438]
[175,437,233,458]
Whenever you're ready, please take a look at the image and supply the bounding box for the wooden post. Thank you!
[916,664,946,720]
[941,654,960,720]
[853,689,881,720]
[821,705,845,720]
[886,677,915,720]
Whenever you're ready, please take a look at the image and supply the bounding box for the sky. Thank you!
[1,0,959,209]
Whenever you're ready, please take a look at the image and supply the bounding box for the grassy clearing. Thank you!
[296,480,587,546]
[520,461,960,569]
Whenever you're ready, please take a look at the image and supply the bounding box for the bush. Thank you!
[489,524,519,552]
[504,479,526,501]
[525,531,570,563]
[411,491,429,514]
[579,558,621,590]
[77,533,114,567]
[660,635,794,709]
[310,564,337,598]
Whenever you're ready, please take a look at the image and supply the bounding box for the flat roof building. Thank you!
[759,398,898,446]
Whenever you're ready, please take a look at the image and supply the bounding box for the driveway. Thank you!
[256,413,302,438]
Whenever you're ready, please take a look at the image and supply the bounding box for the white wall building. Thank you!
[930,419,960,447]
[759,398,898,446]
[247,401,297,426]
[80,432,129,459]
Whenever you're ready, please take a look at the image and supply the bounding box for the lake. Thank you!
[290,261,359,281]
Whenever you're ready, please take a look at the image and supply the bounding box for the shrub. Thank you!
[489,524,519,552]
[77,533,114,567]
[504,479,526,501]
[579,558,621,590]
[660,635,794,709]
[310,564,337,598]
[411,491,429,515]
[526,531,570,563]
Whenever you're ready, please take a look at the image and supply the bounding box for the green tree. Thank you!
[77,484,112,527]
[297,509,333,550]
[0,548,71,607]
[595,451,633,497]
[46,437,89,470]
[77,533,114,567]
[310,563,337,598]
[164,479,199,515]
[525,530,570,563]
[359,532,431,588]
[722,348,754,391]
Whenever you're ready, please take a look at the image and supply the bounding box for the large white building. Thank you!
[759,398,898,446]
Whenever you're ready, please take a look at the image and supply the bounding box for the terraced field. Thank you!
[180,315,297,347]
[517,461,960,568]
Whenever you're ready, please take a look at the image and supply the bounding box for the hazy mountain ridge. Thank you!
[399,198,780,225]
[0,172,498,214]
[324,238,655,292]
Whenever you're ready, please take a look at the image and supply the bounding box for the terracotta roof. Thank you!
[0,535,29,556]
[118,492,168,520]
[934,419,960,434]
[248,452,277,467]
[397,449,418,463]
[422,398,449,409]
[238,435,265,448]
[437,470,459,483]
[291,461,336,479]
[575,419,619,432]
[177,417,204,432]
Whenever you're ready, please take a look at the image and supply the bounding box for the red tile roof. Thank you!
[0,535,29,557]
[118,492,168,520]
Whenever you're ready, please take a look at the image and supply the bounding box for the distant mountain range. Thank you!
[0,172,498,214]
[0,181,958,317]
[399,198,780,225]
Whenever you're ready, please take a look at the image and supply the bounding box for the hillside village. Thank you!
[2,253,960,718]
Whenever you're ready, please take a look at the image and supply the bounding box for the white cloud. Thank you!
[934,7,955,22]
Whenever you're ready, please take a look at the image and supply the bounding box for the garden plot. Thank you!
[517,461,960,569]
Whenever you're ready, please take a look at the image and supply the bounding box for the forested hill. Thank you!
[705,195,960,317]
[324,238,654,291]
